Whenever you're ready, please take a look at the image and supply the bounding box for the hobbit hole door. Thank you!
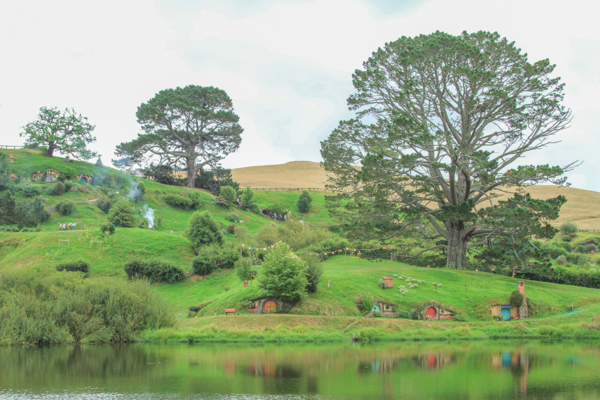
[263,300,276,313]
[500,308,511,321]
[425,307,437,320]
[371,304,381,313]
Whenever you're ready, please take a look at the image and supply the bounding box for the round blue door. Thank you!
[372,305,381,313]
[500,308,511,320]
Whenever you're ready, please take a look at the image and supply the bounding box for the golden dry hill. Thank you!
[232,161,600,229]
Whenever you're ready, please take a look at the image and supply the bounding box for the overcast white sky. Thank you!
[1,0,599,190]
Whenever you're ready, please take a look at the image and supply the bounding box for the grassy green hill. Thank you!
[2,148,600,342]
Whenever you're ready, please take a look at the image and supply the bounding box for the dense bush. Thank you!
[96,197,113,213]
[557,242,573,252]
[258,243,308,303]
[300,236,351,260]
[239,186,258,213]
[14,197,50,227]
[63,180,74,192]
[561,235,572,242]
[192,246,219,275]
[540,243,568,259]
[100,223,116,236]
[0,266,173,344]
[108,199,136,227]
[225,213,240,222]
[584,244,597,253]
[521,263,600,288]
[235,256,254,281]
[361,295,374,314]
[164,194,193,209]
[296,190,312,213]
[51,181,66,196]
[396,309,411,319]
[555,255,567,265]
[22,186,43,197]
[255,220,333,252]
[56,201,75,216]
[226,224,236,234]
[220,185,236,203]
[301,254,323,293]
[56,260,90,274]
[509,290,524,308]
[186,211,223,249]
[124,260,185,283]
[268,203,289,216]
[575,245,585,253]
[560,222,578,235]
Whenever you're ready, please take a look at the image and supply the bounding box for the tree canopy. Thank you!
[20,107,97,159]
[258,243,307,303]
[321,31,575,270]
[114,85,243,188]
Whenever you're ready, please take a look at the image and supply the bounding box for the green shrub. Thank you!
[373,311,382,318]
[561,235,572,242]
[22,186,43,197]
[361,295,374,314]
[220,185,236,203]
[14,197,50,227]
[239,186,258,213]
[557,242,573,252]
[108,199,136,227]
[269,203,289,216]
[560,222,578,235]
[56,260,90,274]
[164,194,194,209]
[297,190,312,213]
[226,224,236,234]
[378,278,386,289]
[235,256,254,281]
[410,308,420,320]
[301,254,323,293]
[56,201,75,216]
[192,246,219,276]
[258,243,308,303]
[225,213,240,222]
[575,245,585,253]
[509,290,524,308]
[396,310,411,319]
[541,243,568,259]
[124,260,185,283]
[584,244,597,254]
[100,223,116,236]
[555,255,567,265]
[186,211,223,249]
[96,197,113,213]
[51,181,66,196]
[63,180,74,192]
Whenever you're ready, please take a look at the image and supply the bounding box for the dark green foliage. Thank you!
[100,223,116,236]
[115,85,243,188]
[63,180,73,192]
[296,190,312,213]
[164,193,202,210]
[226,224,236,234]
[108,199,136,227]
[258,243,308,303]
[14,197,50,227]
[22,186,43,198]
[555,255,567,265]
[0,153,10,191]
[186,211,223,249]
[269,203,289,216]
[575,245,585,253]
[584,244,597,253]
[557,242,573,252]
[96,197,113,213]
[509,290,524,308]
[0,266,173,344]
[560,222,578,235]
[239,186,258,213]
[20,106,97,159]
[521,263,600,288]
[192,243,239,276]
[396,309,411,319]
[301,254,323,293]
[56,260,90,274]
[124,260,185,283]
[195,166,240,193]
[373,311,383,318]
[321,31,573,270]
[562,235,572,242]
[56,201,75,216]
[301,237,351,261]
[51,181,66,196]
[219,185,236,203]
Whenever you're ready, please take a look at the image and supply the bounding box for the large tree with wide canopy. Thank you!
[115,85,243,188]
[321,31,576,270]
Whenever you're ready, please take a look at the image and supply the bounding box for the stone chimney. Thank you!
[518,281,525,297]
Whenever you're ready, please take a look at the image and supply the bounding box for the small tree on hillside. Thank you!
[108,199,136,227]
[259,243,308,303]
[220,185,236,203]
[20,106,97,159]
[297,191,312,214]
[301,253,323,293]
[186,211,223,249]
[560,222,578,235]
[0,153,10,190]
[235,257,253,281]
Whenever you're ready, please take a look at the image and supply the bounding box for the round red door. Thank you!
[263,300,276,313]
[426,307,437,320]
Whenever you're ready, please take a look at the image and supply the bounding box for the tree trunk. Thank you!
[45,145,55,157]
[446,225,468,269]
[186,159,195,188]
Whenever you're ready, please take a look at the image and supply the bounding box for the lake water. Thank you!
[1,341,600,399]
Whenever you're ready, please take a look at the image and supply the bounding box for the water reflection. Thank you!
[1,341,600,399]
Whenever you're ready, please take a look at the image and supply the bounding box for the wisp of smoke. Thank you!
[126,180,140,201]
[142,204,155,228]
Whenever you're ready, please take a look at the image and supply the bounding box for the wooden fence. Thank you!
[0,145,23,149]
[579,229,600,233]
